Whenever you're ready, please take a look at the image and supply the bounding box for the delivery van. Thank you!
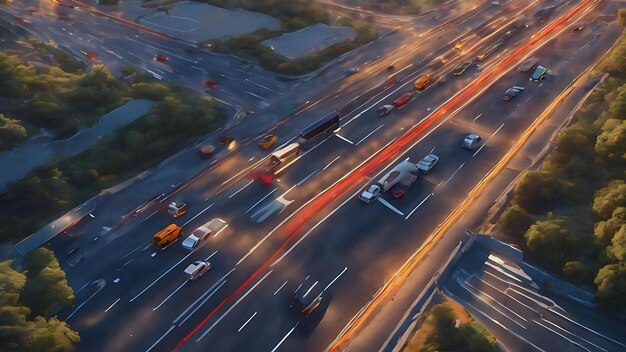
[153,224,182,249]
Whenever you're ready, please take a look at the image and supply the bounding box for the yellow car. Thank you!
[414,74,430,90]
[259,135,278,149]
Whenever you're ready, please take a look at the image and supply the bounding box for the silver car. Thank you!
[417,154,439,173]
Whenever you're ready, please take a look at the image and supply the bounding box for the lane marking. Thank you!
[405,193,434,220]
[238,312,258,333]
[196,270,273,341]
[356,124,385,145]
[228,179,254,199]
[297,169,320,186]
[146,325,176,352]
[324,267,348,292]
[274,280,288,295]
[322,156,341,171]
[473,113,483,122]
[474,123,505,157]
[335,134,354,145]
[534,320,592,352]
[176,278,229,327]
[66,283,105,320]
[130,251,195,302]
[271,322,299,352]
[377,197,405,216]
[104,298,121,313]
[246,188,278,214]
[247,91,267,100]
[245,78,282,94]
[182,203,214,227]
[438,162,465,187]
[154,281,188,311]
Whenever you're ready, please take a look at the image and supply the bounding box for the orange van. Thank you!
[153,224,182,249]
[414,74,430,90]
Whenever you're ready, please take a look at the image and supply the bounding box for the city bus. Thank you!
[298,111,340,143]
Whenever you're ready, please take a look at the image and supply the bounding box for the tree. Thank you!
[20,249,75,317]
[0,260,27,306]
[0,114,28,150]
[525,218,578,270]
[609,225,626,262]
[593,180,626,220]
[595,261,626,310]
[595,207,626,243]
[512,171,565,213]
[595,119,626,162]
[498,204,535,238]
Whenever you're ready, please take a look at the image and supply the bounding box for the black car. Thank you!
[453,61,473,76]
[502,86,525,101]
[219,135,235,145]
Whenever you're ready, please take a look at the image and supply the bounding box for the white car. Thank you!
[184,260,211,280]
[417,154,439,173]
[182,218,227,251]
[360,184,381,203]
[462,134,482,150]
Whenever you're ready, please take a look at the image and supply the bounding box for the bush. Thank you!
[563,261,590,284]
[0,114,28,151]
[595,261,626,309]
[593,180,626,220]
[498,204,535,238]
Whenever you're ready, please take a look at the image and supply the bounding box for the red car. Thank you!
[155,54,168,62]
[203,79,218,89]
[393,92,412,108]
[85,51,97,61]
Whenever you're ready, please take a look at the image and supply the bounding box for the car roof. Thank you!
[422,154,438,161]
[467,133,479,139]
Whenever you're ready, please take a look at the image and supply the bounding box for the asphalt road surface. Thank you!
[3,0,622,351]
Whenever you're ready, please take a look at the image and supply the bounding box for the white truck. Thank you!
[360,160,419,203]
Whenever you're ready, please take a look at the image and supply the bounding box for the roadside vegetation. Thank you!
[0,58,225,244]
[497,12,626,311]
[343,0,445,15]
[0,248,79,351]
[403,299,497,352]
[192,0,378,75]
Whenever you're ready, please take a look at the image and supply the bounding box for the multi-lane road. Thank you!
[3,0,622,351]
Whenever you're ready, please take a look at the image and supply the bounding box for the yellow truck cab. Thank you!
[414,74,430,90]
[153,224,182,249]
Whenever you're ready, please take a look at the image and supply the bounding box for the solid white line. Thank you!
[245,188,278,214]
[154,281,188,311]
[228,179,254,199]
[271,322,299,352]
[439,162,465,187]
[324,267,348,292]
[247,91,267,100]
[104,298,121,313]
[274,280,288,295]
[356,124,384,145]
[130,251,195,302]
[540,318,607,352]
[249,156,256,162]
[297,169,320,185]
[182,203,214,227]
[534,320,592,352]
[302,281,319,298]
[66,284,105,320]
[176,278,229,327]
[245,78,282,94]
[405,193,434,220]
[335,134,354,145]
[238,312,258,332]
[197,270,273,341]
[429,146,436,154]
[473,123,505,157]
[204,250,219,261]
[322,156,341,171]
[377,197,405,216]
[145,325,175,352]
[546,307,626,347]
[473,113,483,122]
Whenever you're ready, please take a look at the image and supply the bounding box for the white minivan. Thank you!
[182,218,227,251]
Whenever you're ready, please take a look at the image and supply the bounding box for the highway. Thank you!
[4,0,622,351]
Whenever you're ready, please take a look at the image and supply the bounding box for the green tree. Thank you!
[595,119,626,162]
[0,261,27,306]
[595,261,626,309]
[129,82,171,101]
[20,249,75,317]
[0,114,29,150]
[593,180,626,220]
[513,171,565,213]
[609,225,626,262]
[525,218,578,270]
[595,207,626,243]
[498,204,535,237]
